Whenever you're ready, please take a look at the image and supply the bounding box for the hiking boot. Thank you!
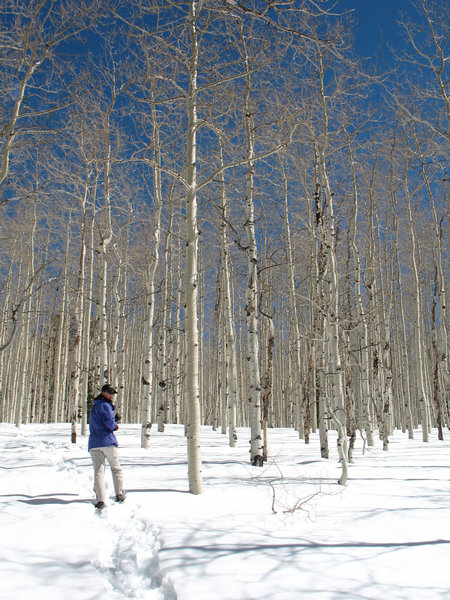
[115,493,126,503]
[94,501,106,510]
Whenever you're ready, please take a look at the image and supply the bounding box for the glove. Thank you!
[114,425,119,431]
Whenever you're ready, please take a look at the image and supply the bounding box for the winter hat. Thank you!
[101,384,117,395]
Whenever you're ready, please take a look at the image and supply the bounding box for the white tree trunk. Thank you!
[315,41,348,483]
[81,201,96,435]
[418,150,448,437]
[184,0,203,493]
[404,170,431,442]
[51,219,71,423]
[218,143,238,447]
[346,133,375,447]
[157,227,171,433]
[280,157,305,441]
[392,197,414,438]
[141,96,163,449]
[69,176,89,443]
[242,33,263,467]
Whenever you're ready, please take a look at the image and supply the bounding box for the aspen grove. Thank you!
[0,0,448,491]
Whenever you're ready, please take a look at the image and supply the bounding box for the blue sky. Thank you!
[337,0,415,59]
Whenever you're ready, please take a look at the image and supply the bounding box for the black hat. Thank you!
[101,384,117,395]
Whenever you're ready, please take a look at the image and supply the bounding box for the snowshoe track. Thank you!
[28,433,177,600]
[98,511,177,600]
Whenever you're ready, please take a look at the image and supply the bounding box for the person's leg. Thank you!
[90,448,106,503]
[103,446,124,498]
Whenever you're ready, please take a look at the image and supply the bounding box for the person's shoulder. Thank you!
[98,399,113,413]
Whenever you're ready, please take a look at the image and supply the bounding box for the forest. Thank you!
[0,0,448,493]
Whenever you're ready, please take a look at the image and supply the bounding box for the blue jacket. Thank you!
[88,395,119,450]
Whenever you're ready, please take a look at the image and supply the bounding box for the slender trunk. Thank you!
[141,96,163,449]
[15,200,38,427]
[52,220,71,422]
[218,143,239,447]
[241,32,263,467]
[316,43,348,484]
[310,161,329,459]
[404,162,431,442]
[81,199,96,435]
[391,187,415,438]
[345,132,374,446]
[261,312,274,462]
[157,226,171,432]
[280,157,305,441]
[70,172,89,443]
[98,138,114,384]
[417,147,448,436]
[184,0,203,493]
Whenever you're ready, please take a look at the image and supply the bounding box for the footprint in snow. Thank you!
[98,514,177,600]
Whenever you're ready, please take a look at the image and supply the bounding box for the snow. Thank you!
[1,423,450,600]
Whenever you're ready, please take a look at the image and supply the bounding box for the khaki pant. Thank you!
[89,446,124,503]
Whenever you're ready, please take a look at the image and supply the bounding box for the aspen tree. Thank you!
[165,206,180,425]
[98,104,115,385]
[0,0,104,196]
[314,36,348,484]
[69,196,87,441]
[15,199,38,427]
[175,246,184,425]
[239,25,264,467]
[399,0,449,142]
[220,317,228,435]
[0,243,34,357]
[68,140,93,442]
[49,215,71,422]
[280,155,305,440]
[396,0,449,432]
[345,131,375,447]
[402,144,432,442]
[365,171,384,438]
[110,263,121,391]
[2,213,30,422]
[198,237,206,424]
[343,239,357,462]
[390,163,415,438]
[412,133,448,438]
[141,92,164,449]
[376,236,394,451]
[261,304,274,462]
[156,225,171,432]
[218,142,239,447]
[114,204,133,425]
[81,181,97,433]
[30,235,51,423]
[183,0,203,493]
[309,159,329,459]
[391,0,449,434]
[342,239,357,460]
[0,247,19,421]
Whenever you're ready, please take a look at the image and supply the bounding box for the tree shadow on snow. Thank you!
[125,487,190,494]
[4,493,93,505]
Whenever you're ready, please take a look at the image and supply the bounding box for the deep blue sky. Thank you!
[337,0,415,60]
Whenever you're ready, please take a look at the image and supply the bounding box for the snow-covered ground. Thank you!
[1,422,449,600]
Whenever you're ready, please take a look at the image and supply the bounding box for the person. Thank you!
[88,384,125,510]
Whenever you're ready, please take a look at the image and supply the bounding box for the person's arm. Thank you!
[101,403,118,432]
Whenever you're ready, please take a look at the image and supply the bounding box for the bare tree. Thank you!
[0,0,104,197]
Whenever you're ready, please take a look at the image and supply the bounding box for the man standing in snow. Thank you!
[88,384,125,510]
